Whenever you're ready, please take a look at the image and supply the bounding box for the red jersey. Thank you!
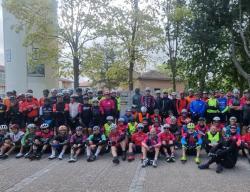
[109,130,122,143]
[21,98,39,118]
[178,98,188,114]
[117,124,127,134]
[158,132,175,143]
[131,132,147,146]
[177,116,191,127]
[99,99,115,115]
[242,133,250,146]
[36,131,54,139]
[150,114,162,124]
[195,124,209,135]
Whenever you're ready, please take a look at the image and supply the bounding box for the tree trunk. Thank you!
[128,59,134,91]
[170,60,176,92]
[231,43,250,88]
[73,56,80,89]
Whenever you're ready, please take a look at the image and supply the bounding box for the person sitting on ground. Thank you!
[109,123,127,164]
[28,123,53,160]
[180,123,202,164]
[199,125,241,173]
[159,124,176,162]
[127,123,147,162]
[16,124,37,158]
[68,126,87,163]
[141,128,161,168]
[0,124,24,159]
[49,125,70,160]
[86,126,106,162]
[203,125,223,154]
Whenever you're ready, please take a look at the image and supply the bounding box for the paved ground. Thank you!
[0,151,250,192]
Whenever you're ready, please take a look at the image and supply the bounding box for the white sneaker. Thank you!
[58,153,63,160]
[16,152,24,158]
[48,154,56,160]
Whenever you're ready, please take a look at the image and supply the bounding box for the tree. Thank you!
[155,0,190,91]
[3,0,59,69]
[106,0,162,90]
[3,0,111,88]
[182,0,230,91]
[229,0,250,88]
[82,41,128,89]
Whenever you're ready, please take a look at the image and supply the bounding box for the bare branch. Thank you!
[240,30,250,58]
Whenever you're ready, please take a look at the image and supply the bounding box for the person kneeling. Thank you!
[127,123,146,162]
[141,128,161,168]
[86,126,106,162]
[159,124,176,162]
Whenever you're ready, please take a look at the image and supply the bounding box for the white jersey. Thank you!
[69,102,80,119]
[8,131,24,142]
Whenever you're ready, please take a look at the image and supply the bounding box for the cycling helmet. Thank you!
[27,124,36,130]
[62,89,70,95]
[110,123,117,130]
[87,89,93,94]
[56,93,64,97]
[40,123,49,130]
[187,123,195,129]
[229,116,237,121]
[137,123,144,129]
[213,116,220,121]
[118,118,125,122]
[181,109,188,113]
[162,124,171,129]
[126,108,132,112]
[93,126,100,131]
[70,94,78,98]
[76,126,83,131]
[141,106,147,113]
[106,116,114,121]
[0,124,8,131]
[58,125,67,131]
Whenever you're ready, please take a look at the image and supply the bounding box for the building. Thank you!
[2,0,58,98]
[0,65,5,96]
[134,70,186,92]
[58,78,73,89]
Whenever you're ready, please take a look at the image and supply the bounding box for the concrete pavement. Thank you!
[0,151,250,192]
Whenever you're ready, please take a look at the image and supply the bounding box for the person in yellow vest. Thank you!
[206,91,219,124]
[128,119,138,135]
[204,125,223,154]
[103,116,114,137]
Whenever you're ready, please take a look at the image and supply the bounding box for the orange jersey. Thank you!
[21,99,39,118]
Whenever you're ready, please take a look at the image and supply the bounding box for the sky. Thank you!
[0,0,164,70]
[0,0,4,65]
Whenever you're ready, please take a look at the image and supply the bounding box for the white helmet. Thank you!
[0,124,8,131]
[141,106,147,113]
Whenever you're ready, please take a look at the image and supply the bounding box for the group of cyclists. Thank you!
[0,87,249,174]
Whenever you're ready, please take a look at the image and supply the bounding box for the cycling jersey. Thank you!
[131,132,146,146]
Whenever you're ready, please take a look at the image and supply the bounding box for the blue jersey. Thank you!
[217,97,228,112]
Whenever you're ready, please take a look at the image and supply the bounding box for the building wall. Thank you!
[2,0,58,98]
[134,79,186,92]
